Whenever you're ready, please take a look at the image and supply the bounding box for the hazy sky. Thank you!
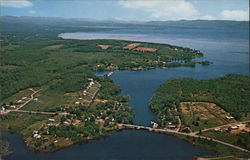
[0,0,249,21]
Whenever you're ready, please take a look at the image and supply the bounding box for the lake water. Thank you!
[3,22,249,160]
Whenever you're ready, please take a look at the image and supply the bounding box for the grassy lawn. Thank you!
[201,129,250,150]
[0,112,51,133]
[21,89,72,112]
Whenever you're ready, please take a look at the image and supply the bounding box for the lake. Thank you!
[3,21,249,160]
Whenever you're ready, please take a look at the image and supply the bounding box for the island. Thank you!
[148,74,250,159]
[0,17,210,153]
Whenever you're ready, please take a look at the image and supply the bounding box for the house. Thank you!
[10,105,16,109]
[167,125,176,129]
[226,116,234,120]
[89,81,94,86]
[151,121,158,128]
[33,134,41,139]
[63,121,70,125]
[153,123,159,128]
[75,101,80,105]
[48,118,55,122]
[230,126,239,130]
[214,128,220,131]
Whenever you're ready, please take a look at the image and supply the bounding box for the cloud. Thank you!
[28,10,36,14]
[0,0,33,8]
[198,15,216,20]
[220,8,249,21]
[118,0,199,20]
[118,0,249,21]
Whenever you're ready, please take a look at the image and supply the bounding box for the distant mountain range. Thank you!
[1,16,249,29]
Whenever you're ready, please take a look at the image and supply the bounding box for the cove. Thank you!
[3,22,249,159]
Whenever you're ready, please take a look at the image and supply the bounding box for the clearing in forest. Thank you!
[123,43,141,50]
[133,47,157,52]
[180,102,236,131]
[44,44,64,50]
[97,45,112,50]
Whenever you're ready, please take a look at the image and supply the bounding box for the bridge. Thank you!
[117,123,250,153]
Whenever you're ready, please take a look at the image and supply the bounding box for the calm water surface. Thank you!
[3,23,249,160]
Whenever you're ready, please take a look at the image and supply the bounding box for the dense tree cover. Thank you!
[1,17,209,101]
[0,16,209,152]
[149,74,250,126]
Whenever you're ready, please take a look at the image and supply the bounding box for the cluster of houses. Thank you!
[33,130,41,139]
[214,123,245,132]
[0,104,17,114]
[75,78,101,106]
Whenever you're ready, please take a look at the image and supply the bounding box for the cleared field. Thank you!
[180,102,235,131]
[44,44,64,50]
[123,43,141,50]
[97,44,112,50]
[2,88,34,105]
[133,47,157,52]
[21,90,72,112]
[0,112,51,133]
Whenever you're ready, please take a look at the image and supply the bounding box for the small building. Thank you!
[34,98,38,101]
[153,123,159,129]
[214,128,220,131]
[89,82,94,86]
[33,133,41,139]
[63,121,70,125]
[10,105,16,109]
[75,101,80,105]
[226,116,234,120]
[150,121,158,128]
[48,118,55,122]
[230,126,239,130]
[17,100,22,103]
[22,97,27,100]
[88,78,94,81]
[167,125,176,129]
